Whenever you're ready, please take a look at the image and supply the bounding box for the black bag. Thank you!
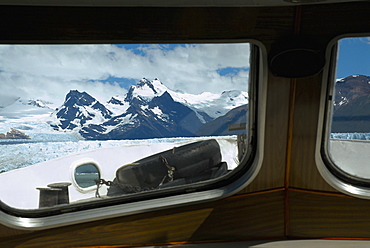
[107,139,228,196]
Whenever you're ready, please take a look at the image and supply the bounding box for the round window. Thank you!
[74,163,100,188]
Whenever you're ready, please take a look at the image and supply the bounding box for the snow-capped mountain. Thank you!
[0,97,81,142]
[1,78,249,141]
[24,99,52,109]
[334,75,370,109]
[116,78,249,119]
[51,90,113,131]
[81,91,209,140]
[48,78,249,140]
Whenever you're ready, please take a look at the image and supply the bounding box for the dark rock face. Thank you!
[107,96,124,105]
[0,128,30,139]
[332,75,370,132]
[195,104,248,136]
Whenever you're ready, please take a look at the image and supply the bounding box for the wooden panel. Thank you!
[0,208,213,247]
[289,75,336,192]
[0,6,294,43]
[0,224,33,239]
[289,190,370,238]
[0,192,284,247]
[300,2,370,44]
[190,191,285,241]
[241,73,290,193]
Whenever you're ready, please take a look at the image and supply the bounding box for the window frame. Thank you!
[316,34,370,199]
[0,40,266,230]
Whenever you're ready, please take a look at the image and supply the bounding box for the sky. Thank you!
[1,38,368,109]
[336,37,370,79]
[0,43,250,107]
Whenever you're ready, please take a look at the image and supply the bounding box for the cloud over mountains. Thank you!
[0,43,250,108]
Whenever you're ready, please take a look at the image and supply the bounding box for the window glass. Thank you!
[0,43,251,210]
[74,163,100,188]
[327,37,370,180]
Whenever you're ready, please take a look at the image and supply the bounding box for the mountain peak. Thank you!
[65,90,96,106]
[125,78,168,102]
[137,78,157,93]
[337,75,370,84]
[52,90,112,131]
[108,96,125,105]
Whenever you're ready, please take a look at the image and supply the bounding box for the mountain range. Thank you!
[332,75,370,132]
[50,78,248,140]
[2,75,369,141]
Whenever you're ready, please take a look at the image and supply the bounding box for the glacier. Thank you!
[330,132,370,140]
[0,136,237,173]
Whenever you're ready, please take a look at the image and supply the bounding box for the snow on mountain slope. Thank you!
[0,98,82,141]
[113,78,248,119]
[51,90,112,131]
[0,77,248,141]
[125,78,168,101]
[51,79,218,139]
[80,91,207,140]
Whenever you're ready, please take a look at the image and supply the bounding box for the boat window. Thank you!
[321,36,370,192]
[74,163,100,189]
[0,42,260,224]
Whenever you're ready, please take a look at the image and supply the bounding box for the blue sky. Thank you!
[114,44,186,55]
[336,37,370,79]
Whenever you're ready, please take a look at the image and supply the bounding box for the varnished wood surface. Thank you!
[1,2,370,247]
[289,74,336,192]
[1,208,213,247]
[0,191,284,247]
[289,190,370,238]
[240,73,290,194]
[0,6,293,43]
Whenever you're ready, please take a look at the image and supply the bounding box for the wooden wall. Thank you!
[1,2,370,247]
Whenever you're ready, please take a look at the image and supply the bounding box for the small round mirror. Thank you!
[74,163,100,188]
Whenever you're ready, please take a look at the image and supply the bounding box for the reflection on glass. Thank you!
[75,164,100,188]
[0,43,250,209]
[328,37,370,179]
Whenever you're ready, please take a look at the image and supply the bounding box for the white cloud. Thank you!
[0,43,250,106]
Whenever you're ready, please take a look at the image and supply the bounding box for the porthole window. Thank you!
[74,163,100,189]
[0,42,264,228]
[319,36,370,196]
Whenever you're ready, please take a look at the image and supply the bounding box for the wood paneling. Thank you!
[0,6,294,43]
[289,190,370,238]
[0,192,284,247]
[5,209,212,247]
[190,191,285,241]
[289,74,336,192]
[241,73,290,193]
[300,2,370,44]
[0,225,33,239]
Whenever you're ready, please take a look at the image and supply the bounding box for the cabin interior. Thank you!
[1,0,370,247]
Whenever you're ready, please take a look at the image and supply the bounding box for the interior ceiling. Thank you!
[0,0,364,7]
